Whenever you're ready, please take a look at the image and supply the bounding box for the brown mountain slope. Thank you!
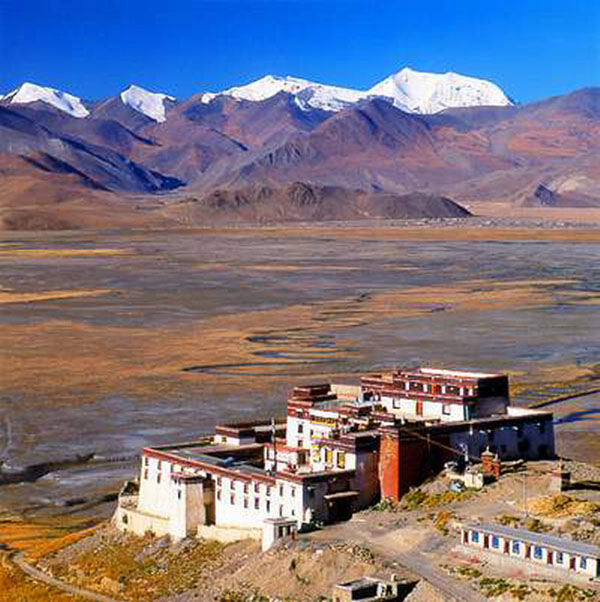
[174,92,330,147]
[3,104,157,156]
[163,182,471,225]
[0,106,183,194]
[0,153,165,230]
[190,89,600,206]
[0,87,597,229]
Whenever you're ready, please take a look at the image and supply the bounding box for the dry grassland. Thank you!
[0,248,130,258]
[0,515,93,602]
[0,277,577,402]
[0,289,113,305]
[177,225,600,243]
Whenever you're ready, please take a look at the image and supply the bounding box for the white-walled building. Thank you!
[115,367,556,546]
[460,523,600,581]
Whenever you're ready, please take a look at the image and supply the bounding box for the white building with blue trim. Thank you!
[461,522,600,581]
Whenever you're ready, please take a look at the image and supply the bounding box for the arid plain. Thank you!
[1,223,600,520]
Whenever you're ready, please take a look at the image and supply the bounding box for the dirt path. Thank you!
[12,550,125,602]
[311,518,487,602]
[393,549,486,602]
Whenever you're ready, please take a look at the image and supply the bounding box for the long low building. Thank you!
[460,523,600,581]
[115,366,556,546]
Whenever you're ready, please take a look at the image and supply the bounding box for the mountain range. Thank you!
[0,66,598,229]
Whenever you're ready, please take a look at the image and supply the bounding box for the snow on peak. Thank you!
[368,67,513,114]
[200,68,512,114]
[201,74,365,112]
[120,84,175,122]
[4,82,89,118]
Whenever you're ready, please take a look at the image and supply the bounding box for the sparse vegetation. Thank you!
[497,514,521,527]
[551,584,598,602]
[524,517,551,533]
[528,495,600,518]
[47,531,225,601]
[455,565,482,579]
[401,487,475,510]
[433,510,452,535]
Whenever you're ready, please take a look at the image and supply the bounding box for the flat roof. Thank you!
[466,523,600,557]
[419,367,502,379]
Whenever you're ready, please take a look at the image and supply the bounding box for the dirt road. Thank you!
[12,550,124,602]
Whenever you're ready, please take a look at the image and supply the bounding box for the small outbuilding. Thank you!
[460,522,600,581]
[332,575,415,602]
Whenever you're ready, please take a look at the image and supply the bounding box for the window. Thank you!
[534,546,543,560]
[297,439,304,448]
[337,452,346,469]
[266,487,271,497]
[279,505,284,517]
[291,487,296,498]
[244,482,249,494]
[581,557,587,569]
[492,536,499,549]
[298,423,304,433]
[279,485,284,496]
[217,490,221,501]
[291,509,295,516]
[157,474,161,484]
[177,490,182,500]
[556,552,564,564]
[230,494,235,505]
[471,531,479,543]
[122,514,128,524]
[266,501,271,512]
[254,498,259,510]
[217,476,222,486]
[325,449,333,465]
[144,469,148,480]
[243,498,248,509]
[512,541,520,554]
[158,460,162,470]
[221,436,227,443]
[144,457,149,466]
[254,482,260,493]
[442,404,451,416]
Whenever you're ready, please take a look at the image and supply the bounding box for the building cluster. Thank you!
[116,367,555,549]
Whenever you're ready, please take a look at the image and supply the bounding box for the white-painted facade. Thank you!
[115,368,555,548]
[461,524,600,581]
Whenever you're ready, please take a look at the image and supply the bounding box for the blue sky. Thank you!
[1,0,598,103]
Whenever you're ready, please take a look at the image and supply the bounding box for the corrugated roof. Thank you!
[465,523,600,557]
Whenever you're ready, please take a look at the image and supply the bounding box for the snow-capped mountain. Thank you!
[201,68,513,114]
[368,67,513,113]
[3,82,89,118]
[200,75,365,112]
[1,68,513,121]
[120,85,175,122]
